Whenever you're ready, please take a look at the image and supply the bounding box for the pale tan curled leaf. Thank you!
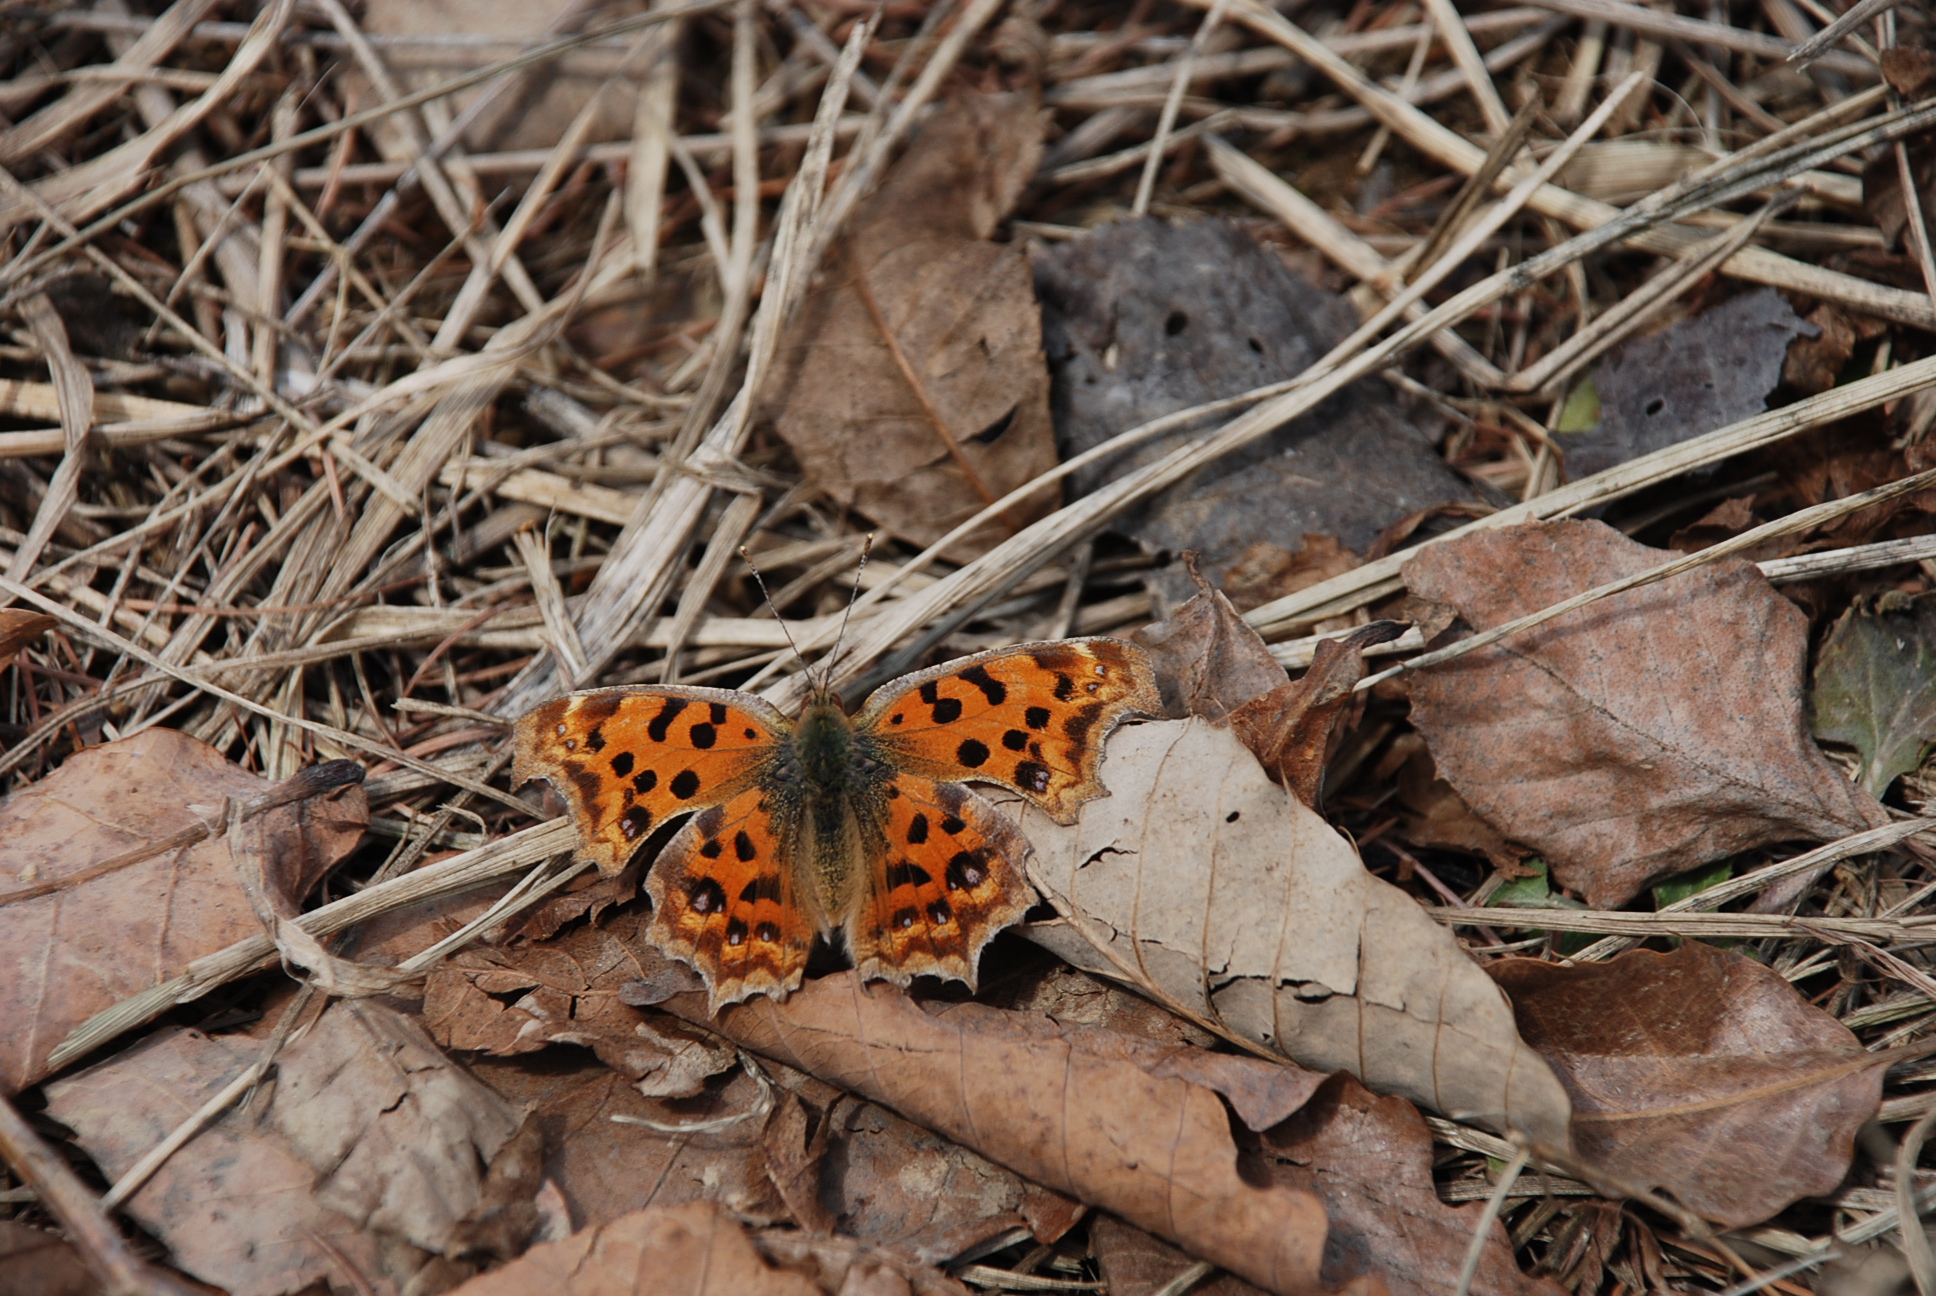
[45,1001,535,1296]
[446,1201,820,1296]
[0,730,367,1095]
[1490,941,1884,1229]
[661,973,1334,1296]
[765,91,1059,560]
[1017,718,1573,1149]
[1402,519,1890,907]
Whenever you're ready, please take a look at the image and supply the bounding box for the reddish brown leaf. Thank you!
[0,730,367,1094]
[1091,1215,1270,1296]
[424,907,737,1095]
[0,610,54,659]
[1132,561,1288,722]
[1255,1073,1561,1296]
[663,972,1334,1296]
[1221,536,1364,616]
[1382,734,1529,874]
[1490,941,1883,1228]
[0,1220,99,1296]
[1231,624,1402,808]
[1402,520,1887,907]
[446,1201,820,1296]
[766,92,1057,560]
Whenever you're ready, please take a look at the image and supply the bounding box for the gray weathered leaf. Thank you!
[1811,592,1936,797]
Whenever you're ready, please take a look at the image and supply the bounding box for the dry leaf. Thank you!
[45,1001,533,1296]
[1402,519,1889,907]
[1385,735,1528,875]
[1221,536,1365,615]
[0,729,366,1094]
[660,973,1335,1296]
[1017,718,1573,1148]
[1131,561,1288,721]
[1033,217,1481,617]
[0,1220,99,1296]
[1091,1215,1268,1296]
[446,1201,820,1296]
[1230,624,1403,808]
[1811,592,1936,798]
[424,907,737,1096]
[1491,941,1884,1228]
[1253,1073,1563,1296]
[1553,290,1810,479]
[474,1056,789,1229]
[0,609,54,658]
[767,92,1057,559]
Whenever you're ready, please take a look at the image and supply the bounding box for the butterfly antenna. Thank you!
[740,546,810,680]
[823,533,873,682]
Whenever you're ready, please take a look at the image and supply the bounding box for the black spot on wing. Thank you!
[700,838,723,859]
[958,664,1006,705]
[726,917,749,946]
[755,921,782,943]
[946,851,987,891]
[734,830,757,862]
[1025,706,1051,730]
[941,815,965,835]
[931,696,963,724]
[919,681,939,705]
[710,703,728,725]
[1052,674,1076,702]
[688,877,725,913]
[885,861,932,890]
[927,900,953,925]
[634,769,658,795]
[906,813,929,844]
[1014,760,1051,794]
[670,769,701,799]
[619,806,652,839]
[689,722,717,749]
[956,738,989,768]
[610,751,635,777]
[892,906,920,930]
[1002,729,1028,751]
[586,727,606,753]
[647,698,687,742]
[739,874,782,903]
[1063,701,1106,750]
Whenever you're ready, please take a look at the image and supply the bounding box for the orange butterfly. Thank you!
[512,639,1159,1011]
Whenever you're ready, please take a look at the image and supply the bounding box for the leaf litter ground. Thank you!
[4,2,1936,1296]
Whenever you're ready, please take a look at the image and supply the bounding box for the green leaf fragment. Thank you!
[1651,857,1735,909]
[1810,591,1936,798]
[1553,374,1601,433]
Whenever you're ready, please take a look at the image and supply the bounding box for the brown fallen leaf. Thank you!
[1017,719,1572,1147]
[1132,560,1288,721]
[1490,941,1883,1229]
[446,1201,820,1296]
[44,1001,532,1296]
[660,973,1334,1296]
[1402,519,1889,907]
[1383,735,1529,876]
[1221,536,1364,616]
[0,1220,99,1296]
[473,1055,790,1229]
[766,92,1056,559]
[1254,1073,1561,1296]
[1231,623,1404,808]
[424,906,738,1096]
[1091,1214,1268,1296]
[0,609,54,659]
[0,729,367,1094]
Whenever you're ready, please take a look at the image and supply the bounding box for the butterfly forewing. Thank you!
[854,639,1161,822]
[647,786,814,1010]
[848,776,1034,991]
[512,685,790,876]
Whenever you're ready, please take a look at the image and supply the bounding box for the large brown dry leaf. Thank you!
[1018,718,1571,1148]
[0,609,54,657]
[0,729,366,1094]
[45,1001,533,1296]
[1091,1215,1268,1296]
[1491,941,1883,1229]
[662,973,1334,1296]
[1255,1073,1560,1296]
[474,1057,790,1229]
[1402,520,1889,907]
[765,93,1057,559]
[425,907,737,1096]
[0,1220,98,1296]
[447,1201,819,1296]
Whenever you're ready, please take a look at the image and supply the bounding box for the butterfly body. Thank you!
[513,638,1160,1011]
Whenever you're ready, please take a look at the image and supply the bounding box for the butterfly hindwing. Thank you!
[647,786,814,1011]
[512,685,790,875]
[848,776,1034,991]
[854,639,1161,822]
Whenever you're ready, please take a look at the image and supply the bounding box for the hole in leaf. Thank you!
[1165,310,1188,335]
